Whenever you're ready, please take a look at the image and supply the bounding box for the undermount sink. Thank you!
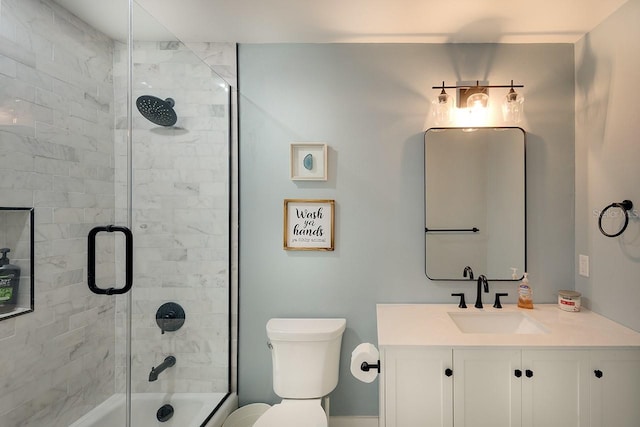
[448,311,549,334]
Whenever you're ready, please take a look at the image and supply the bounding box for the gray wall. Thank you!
[238,43,575,416]
[575,0,640,331]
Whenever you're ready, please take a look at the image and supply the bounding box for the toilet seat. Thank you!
[253,399,327,427]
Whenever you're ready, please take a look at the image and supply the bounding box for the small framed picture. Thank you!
[290,143,328,181]
[284,199,335,251]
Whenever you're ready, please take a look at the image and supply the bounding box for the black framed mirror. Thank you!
[425,127,526,281]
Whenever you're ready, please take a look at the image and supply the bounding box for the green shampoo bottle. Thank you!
[0,248,21,311]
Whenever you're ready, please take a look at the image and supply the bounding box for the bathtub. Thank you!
[70,392,238,427]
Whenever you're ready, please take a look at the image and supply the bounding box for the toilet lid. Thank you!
[253,399,327,427]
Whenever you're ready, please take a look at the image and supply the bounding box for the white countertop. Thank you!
[377,304,640,348]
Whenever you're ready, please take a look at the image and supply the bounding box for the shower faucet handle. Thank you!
[156,302,185,335]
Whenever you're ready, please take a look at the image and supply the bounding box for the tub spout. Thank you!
[149,356,176,382]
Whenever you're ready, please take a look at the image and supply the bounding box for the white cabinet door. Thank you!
[453,349,521,427]
[381,347,453,427]
[590,349,640,427]
[521,350,590,427]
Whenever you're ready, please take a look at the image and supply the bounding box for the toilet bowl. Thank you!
[253,399,326,427]
[253,318,346,427]
[222,403,270,427]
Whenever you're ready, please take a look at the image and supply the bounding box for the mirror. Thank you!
[425,127,526,281]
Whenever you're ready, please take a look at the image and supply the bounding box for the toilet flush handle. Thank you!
[267,341,273,350]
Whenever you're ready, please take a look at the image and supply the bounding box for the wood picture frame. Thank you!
[290,143,328,181]
[283,199,335,250]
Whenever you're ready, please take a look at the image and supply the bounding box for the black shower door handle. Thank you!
[88,225,133,295]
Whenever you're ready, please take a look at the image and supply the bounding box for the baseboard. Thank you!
[329,416,379,427]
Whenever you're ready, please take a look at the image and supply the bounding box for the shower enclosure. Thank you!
[0,0,235,426]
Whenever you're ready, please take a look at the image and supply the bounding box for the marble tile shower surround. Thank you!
[112,41,231,394]
[0,0,235,426]
[0,0,116,426]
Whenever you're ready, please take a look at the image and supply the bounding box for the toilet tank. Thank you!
[266,318,346,399]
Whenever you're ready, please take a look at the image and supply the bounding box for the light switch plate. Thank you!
[579,254,589,277]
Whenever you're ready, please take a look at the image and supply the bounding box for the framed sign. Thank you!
[284,199,335,251]
[290,143,328,181]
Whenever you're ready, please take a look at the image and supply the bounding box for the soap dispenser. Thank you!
[517,272,533,309]
[0,248,21,310]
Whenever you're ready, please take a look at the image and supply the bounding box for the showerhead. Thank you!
[136,95,177,127]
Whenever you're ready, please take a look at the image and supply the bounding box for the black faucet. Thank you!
[475,275,489,309]
[463,266,474,280]
[149,356,176,382]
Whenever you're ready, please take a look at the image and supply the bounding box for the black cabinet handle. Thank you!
[88,225,133,295]
[515,369,522,378]
[445,368,453,377]
[594,369,603,378]
[525,369,534,378]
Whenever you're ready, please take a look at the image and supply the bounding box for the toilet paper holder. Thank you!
[360,360,381,373]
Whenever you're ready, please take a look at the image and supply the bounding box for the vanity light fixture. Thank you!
[432,80,524,122]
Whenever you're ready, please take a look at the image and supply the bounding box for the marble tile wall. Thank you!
[0,0,117,425]
[112,41,232,393]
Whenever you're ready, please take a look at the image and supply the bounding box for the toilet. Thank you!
[254,318,347,427]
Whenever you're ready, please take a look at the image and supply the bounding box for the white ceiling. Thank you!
[54,0,628,43]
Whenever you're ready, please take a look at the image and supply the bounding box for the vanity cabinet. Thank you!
[377,305,640,427]
[381,347,637,427]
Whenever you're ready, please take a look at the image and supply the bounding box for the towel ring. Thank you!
[598,200,633,238]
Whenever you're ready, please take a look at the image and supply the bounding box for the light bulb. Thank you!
[466,92,489,110]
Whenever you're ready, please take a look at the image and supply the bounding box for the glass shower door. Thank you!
[85,0,233,422]
[0,0,135,424]
[125,1,232,426]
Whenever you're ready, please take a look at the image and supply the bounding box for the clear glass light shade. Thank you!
[502,90,525,123]
[432,91,453,125]
[466,92,489,110]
